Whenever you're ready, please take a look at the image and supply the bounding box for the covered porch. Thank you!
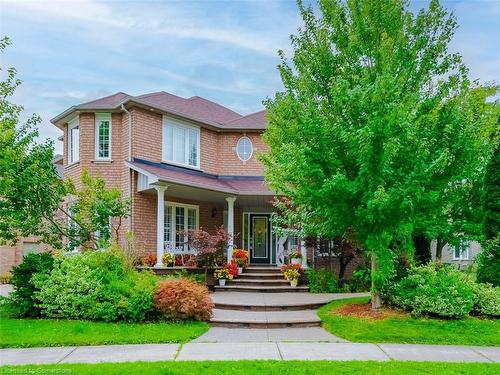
[126,159,307,268]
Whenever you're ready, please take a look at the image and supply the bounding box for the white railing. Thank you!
[163,241,196,255]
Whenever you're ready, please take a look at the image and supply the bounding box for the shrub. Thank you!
[153,278,213,321]
[390,263,475,318]
[34,250,158,322]
[8,253,54,317]
[476,241,500,287]
[305,268,338,293]
[472,283,500,317]
[351,265,371,292]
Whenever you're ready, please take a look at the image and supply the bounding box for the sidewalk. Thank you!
[1,342,498,365]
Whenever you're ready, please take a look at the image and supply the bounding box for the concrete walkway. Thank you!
[1,343,499,365]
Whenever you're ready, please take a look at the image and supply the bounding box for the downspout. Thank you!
[121,104,133,233]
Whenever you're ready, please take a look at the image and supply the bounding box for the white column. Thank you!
[154,184,168,267]
[226,197,237,263]
[300,239,308,268]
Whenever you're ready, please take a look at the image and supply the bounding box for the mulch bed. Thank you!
[333,302,406,321]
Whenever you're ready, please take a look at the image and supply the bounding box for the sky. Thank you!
[1,0,499,154]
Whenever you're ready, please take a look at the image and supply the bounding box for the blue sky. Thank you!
[1,0,499,154]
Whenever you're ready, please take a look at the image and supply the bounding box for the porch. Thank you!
[127,159,307,268]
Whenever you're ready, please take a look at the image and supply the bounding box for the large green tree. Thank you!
[261,0,498,308]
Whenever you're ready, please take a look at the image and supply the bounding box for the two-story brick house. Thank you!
[51,91,304,267]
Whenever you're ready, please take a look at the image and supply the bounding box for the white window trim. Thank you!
[164,201,199,252]
[162,115,201,169]
[68,116,80,165]
[95,113,112,160]
[236,136,253,162]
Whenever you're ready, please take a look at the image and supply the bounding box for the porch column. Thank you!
[154,184,168,267]
[226,197,237,263]
[300,239,308,268]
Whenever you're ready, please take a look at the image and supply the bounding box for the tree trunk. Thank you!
[371,253,382,310]
[435,237,445,261]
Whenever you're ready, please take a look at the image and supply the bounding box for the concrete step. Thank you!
[214,285,309,293]
[244,267,282,274]
[227,279,290,287]
[238,273,284,280]
[210,308,321,328]
[214,301,327,311]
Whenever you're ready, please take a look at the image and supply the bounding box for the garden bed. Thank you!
[318,297,500,346]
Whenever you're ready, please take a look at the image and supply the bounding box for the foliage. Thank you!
[162,252,175,267]
[8,253,54,317]
[0,272,12,284]
[3,361,499,375]
[283,268,300,282]
[476,240,500,287]
[165,269,206,285]
[280,263,304,274]
[289,250,302,259]
[232,249,248,267]
[153,278,213,321]
[142,253,157,267]
[472,283,500,317]
[389,263,475,318]
[0,37,66,245]
[0,305,207,348]
[213,268,232,280]
[318,297,500,346]
[33,250,158,322]
[261,0,498,308]
[185,226,230,268]
[305,268,338,293]
[121,232,148,267]
[351,265,371,292]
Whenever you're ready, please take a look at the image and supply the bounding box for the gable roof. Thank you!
[51,91,267,131]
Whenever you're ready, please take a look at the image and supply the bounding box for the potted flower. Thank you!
[226,262,239,279]
[232,249,248,274]
[290,250,302,265]
[283,268,300,287]
[214,268,232,286]
[162,252,175,267]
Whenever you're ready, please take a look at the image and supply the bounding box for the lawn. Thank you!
[318,297,500,346]
[0,305,208,348]
[1,361,499,375]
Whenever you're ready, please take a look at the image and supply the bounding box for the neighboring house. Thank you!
[430,239,483,268]
[51,92,304,267]
[0,155,63,275]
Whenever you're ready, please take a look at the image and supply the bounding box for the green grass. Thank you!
[1,361,499,375]
[0,306,208,348]
[318,297,500,346]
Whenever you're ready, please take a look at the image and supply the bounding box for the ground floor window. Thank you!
[453,240,469,260]
[164,202,198,252]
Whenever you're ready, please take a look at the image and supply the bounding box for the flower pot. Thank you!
[290,279,298,287]
[219,279,227,286]
[291,258,301,265]
[237,267,243,274]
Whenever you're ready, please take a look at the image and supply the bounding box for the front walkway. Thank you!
[1,343,499,365]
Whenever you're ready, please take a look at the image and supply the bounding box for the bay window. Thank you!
[95,113,111,160]
[162,116,200,168]
[164,202,199,252]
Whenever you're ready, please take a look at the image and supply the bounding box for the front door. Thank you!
[249,214,271,264]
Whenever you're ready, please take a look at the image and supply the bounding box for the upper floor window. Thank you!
[162,116,200,168]
[453,240,469,260]
[68,116,79,164]
[95,113,111,160]
[236,136,253,161]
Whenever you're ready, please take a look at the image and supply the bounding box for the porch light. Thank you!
[211,207,217,218]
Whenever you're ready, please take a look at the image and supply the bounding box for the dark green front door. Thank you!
[249,214,270,264]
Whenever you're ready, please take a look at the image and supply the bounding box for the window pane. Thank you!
[173,127,185,163]
[188,129,198,166]
[70,126,79,163]
[237,137,253,161]
[175,207,185,247]
[163,125,173,161]
[164,205,172,243]
[98,120,110,158]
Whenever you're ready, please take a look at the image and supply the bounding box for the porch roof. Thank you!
[126,158,275,196]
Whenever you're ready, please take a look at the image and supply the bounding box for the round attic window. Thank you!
[236,136,253,162]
